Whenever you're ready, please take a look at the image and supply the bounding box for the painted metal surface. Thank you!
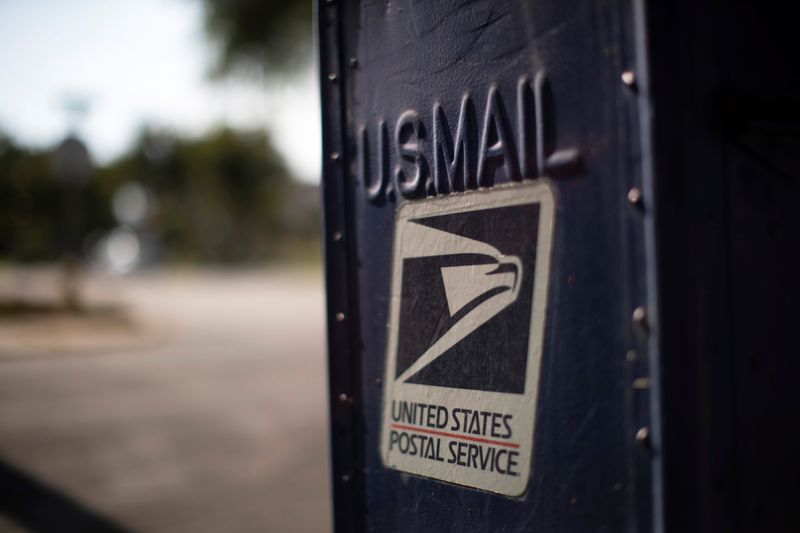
[319,1,649,531]
[319,0,799,531]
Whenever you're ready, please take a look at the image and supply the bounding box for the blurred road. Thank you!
[0,268,330,533]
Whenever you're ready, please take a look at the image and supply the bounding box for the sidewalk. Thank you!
[0,266,331,533]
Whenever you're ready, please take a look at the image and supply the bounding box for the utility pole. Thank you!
[53,96,92,311]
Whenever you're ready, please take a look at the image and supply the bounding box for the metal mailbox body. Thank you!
[318,1,799,531]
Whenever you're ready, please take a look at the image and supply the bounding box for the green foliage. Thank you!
[0,140,57,260]
[100,127,318,263]
[0,134,111,261]
[1,128,320,264]
[201,0,313,76]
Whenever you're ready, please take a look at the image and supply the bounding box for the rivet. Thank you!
[330,151,340,161]
[633,306,648,329]
[341,473,351,483]
[338,393,348,402]
[621,70,637,88]
[335,312,345,322]
[633,377,651,390]
[635,426,651,448]
[626,350,637,362]
[328,72,338,82]
[627,187,642,207]
[349,57,358,68]
[332,230,343,242]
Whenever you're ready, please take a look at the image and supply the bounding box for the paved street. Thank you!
[0,268,331,532]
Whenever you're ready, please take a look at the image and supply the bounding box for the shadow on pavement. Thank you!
[0,300,127,320]
[0,456,128,533]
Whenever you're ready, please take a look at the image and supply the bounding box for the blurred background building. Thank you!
[0,1,329,531]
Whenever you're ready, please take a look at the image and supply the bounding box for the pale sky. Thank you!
[0,0,321,183]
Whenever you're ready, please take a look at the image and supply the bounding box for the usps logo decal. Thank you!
[380,182,555,497]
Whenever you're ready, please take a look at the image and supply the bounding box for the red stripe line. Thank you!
[390,423,520,449]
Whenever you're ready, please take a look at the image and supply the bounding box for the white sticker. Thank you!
[380,182,555,497]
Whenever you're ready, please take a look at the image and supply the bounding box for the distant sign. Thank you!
[380,182,555,497]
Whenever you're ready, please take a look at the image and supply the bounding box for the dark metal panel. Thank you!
[321,0,652,531]
[318,2,365,531]
[640,1,800,531]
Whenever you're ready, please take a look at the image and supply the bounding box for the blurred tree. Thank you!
[98,127,317,263]
[1,128,319,265]
[0,133,59,260]
[0,132,112,262]
[200,0,312,77]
